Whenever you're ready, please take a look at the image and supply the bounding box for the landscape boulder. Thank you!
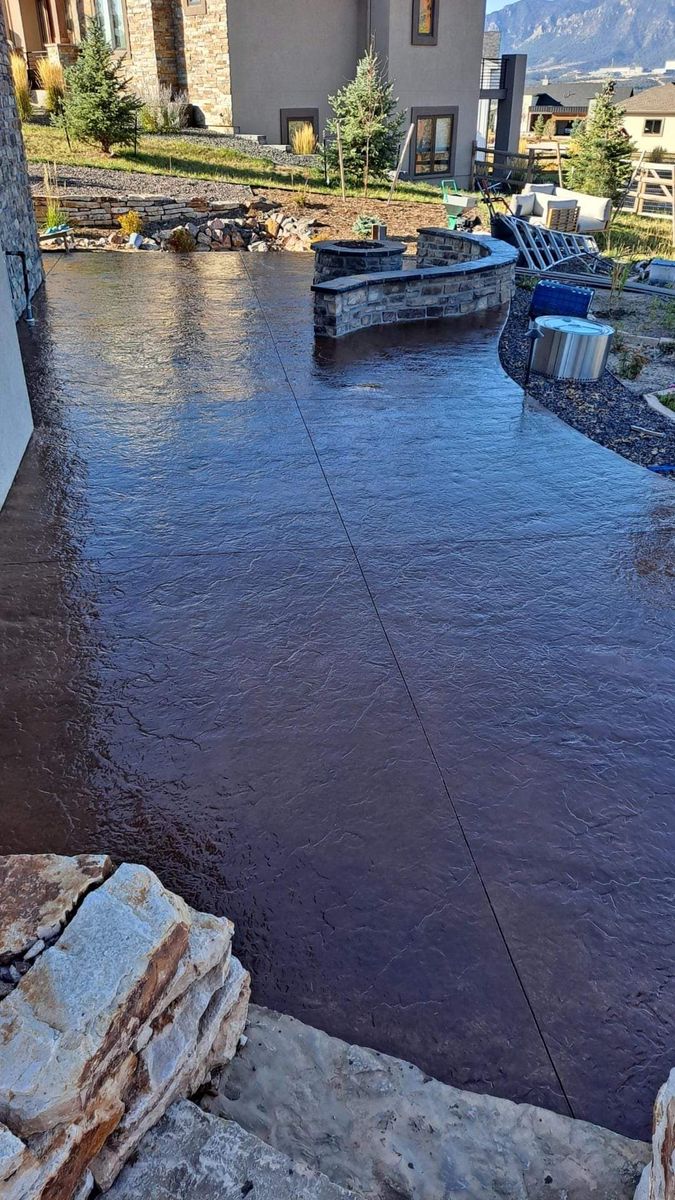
[0,854,249,1200]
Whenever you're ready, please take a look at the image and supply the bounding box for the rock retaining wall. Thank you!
[312,230,517,339]
[0,853,249,1200]
[32,192,235,230]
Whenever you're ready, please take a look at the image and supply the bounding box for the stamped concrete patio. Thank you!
[2,252,675,1141]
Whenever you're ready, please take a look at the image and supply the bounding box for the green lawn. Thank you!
[598,211,674,261]
[22,124,442,204]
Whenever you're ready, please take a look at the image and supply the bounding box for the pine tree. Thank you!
[532,114,547,141]
[59,19,142,154]
[564,81,635,204]
[326,45,406,195]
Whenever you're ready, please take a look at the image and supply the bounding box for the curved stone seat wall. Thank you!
[312,229,517,339]
[313,239,405,284]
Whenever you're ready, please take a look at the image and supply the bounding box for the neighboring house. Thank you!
[618,82,675,154]
[1,0,526,184]
[522,80,636,138]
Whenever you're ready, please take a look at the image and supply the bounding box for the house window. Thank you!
[411,108,456,177]
[644,118,663,135]
[95,0,126,48]
[412,0,438,45]
[280,108,319,147]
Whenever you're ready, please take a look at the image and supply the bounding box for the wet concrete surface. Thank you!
[2,252,675,1139]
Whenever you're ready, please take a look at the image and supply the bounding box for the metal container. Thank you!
[531,315,614,382]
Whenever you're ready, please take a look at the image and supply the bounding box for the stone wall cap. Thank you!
[313,255,514,295]
[313,238,406,255]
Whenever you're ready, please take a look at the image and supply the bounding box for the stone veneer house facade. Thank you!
[0,0,41,316]
[2,0,525,185]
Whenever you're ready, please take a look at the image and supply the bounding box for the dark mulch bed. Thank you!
[500,287,675,472]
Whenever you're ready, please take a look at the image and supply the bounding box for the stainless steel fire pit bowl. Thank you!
[531,315,614,382]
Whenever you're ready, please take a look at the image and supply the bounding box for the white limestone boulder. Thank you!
[0,853,112,963]
[206,1006,649,1200]
[105,1100,361,1199]
[0,855,249,1200]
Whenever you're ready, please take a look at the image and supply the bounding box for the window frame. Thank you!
[95,0,129,50]
[412,0,439,46]
[643,118,664,136]
[409,106,458,179]
[280,108,320,147]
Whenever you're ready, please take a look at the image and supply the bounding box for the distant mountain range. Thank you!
[487,0,675,74]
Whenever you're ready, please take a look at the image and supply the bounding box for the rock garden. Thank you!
[501,269,675,473]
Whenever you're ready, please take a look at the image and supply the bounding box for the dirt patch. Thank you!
[256,187,456,250]
[591,291,675,396]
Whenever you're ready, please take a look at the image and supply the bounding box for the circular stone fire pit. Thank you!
[313,239,405,285]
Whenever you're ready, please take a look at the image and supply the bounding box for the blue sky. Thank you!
[486,0,514,10]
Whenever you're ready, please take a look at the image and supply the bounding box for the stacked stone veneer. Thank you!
[313,239,405,284]
[0,4,43,317]
[0,853,249,1200]
[32,191,241,229]
[172,0,232,128]
[124,0,180,97]
[312,228,517,339]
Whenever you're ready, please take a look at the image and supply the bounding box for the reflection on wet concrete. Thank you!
[2,252,675,1139]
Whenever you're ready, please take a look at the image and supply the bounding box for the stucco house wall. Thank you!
[622,113,675,155]
[378,0,484,186]
[227,0,364,144]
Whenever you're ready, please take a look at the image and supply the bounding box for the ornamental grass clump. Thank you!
[291,122,317,155]
[36,56,65,115]
[58,18,142,154]
[138,83,190,133]
[42,162,67,229]
[10,51,32,122]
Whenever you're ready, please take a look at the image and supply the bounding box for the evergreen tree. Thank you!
[564,81,635,204]
[532,114,547,141]
[59,19,142,154]
[326,45,405,194]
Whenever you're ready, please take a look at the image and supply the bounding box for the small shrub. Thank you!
[294,176,312,207]
[517,274,538,292]
[648,145,666,163]
[660,341,675,356]
[42,162,67,229]
[138,83,189,133]
[658,388,675,412]
[10,51,32,122]
[36,57,65,114]
[117,209,144,236]
[166,226,196,253]
[616,349,648,380]
[608,259,631,312]
[352,214,377,238]
[612,330,626,353]
[291,122,317,155]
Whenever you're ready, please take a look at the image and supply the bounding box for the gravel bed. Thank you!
[157,130,319,168]
[28,162,253,202]
[500,287,675,471]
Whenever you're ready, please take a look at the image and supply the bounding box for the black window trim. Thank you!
[409,105,458,179]
[280,108,320,146]
[643,118,663,135]
[411,0,439,46]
